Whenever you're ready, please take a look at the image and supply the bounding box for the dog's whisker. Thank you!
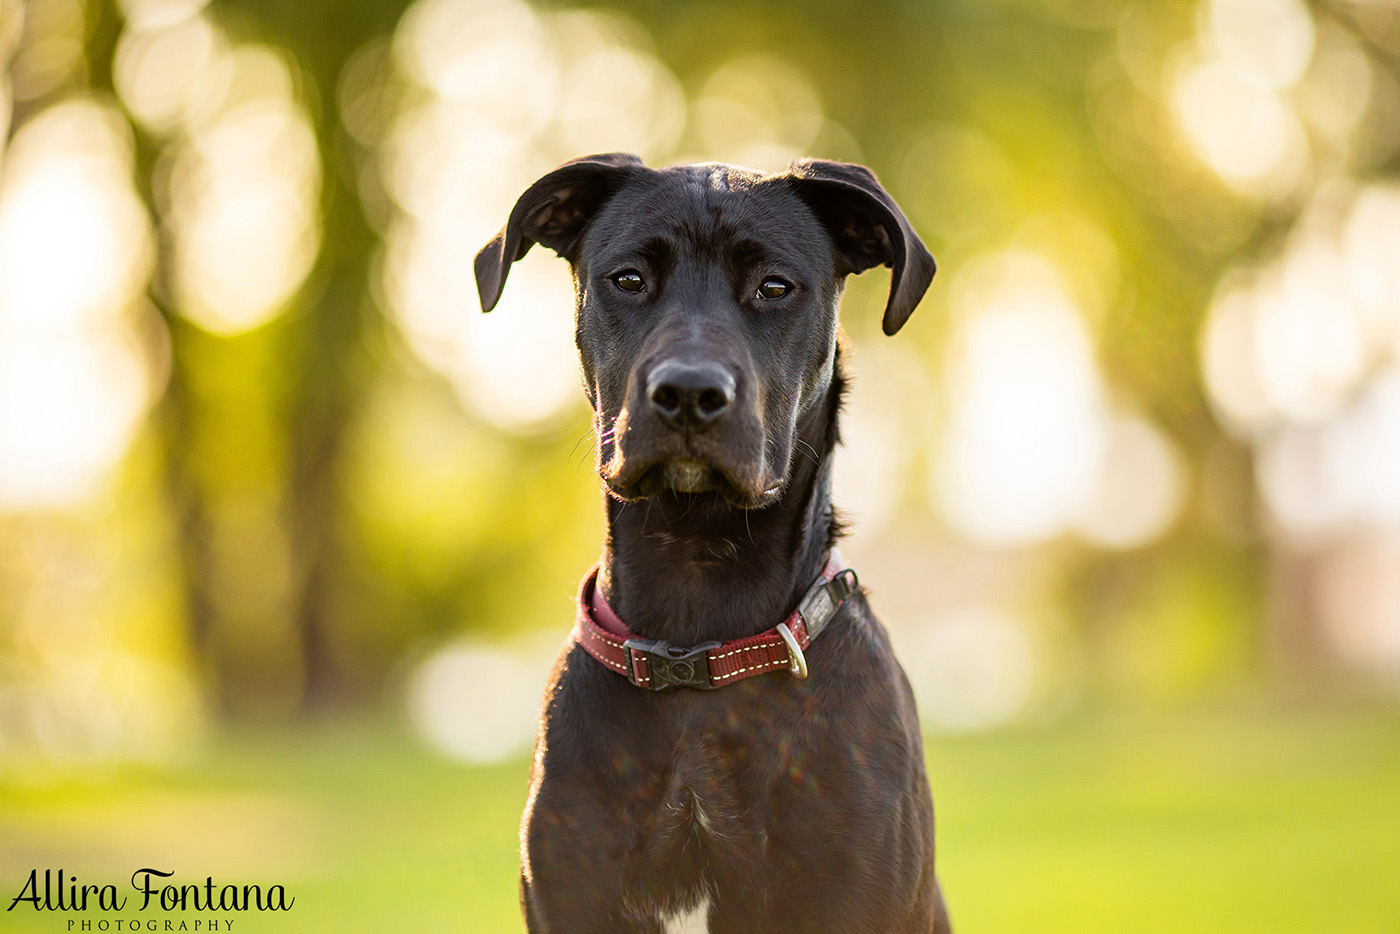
[568,428,596,468]
[794,437,821,467]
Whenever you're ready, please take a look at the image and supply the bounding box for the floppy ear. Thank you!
[474,152,644,312]
[785,159,936,336]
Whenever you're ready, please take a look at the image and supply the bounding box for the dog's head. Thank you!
[476,153,935,508]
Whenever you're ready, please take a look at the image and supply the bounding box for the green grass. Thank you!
[932,705,1400,933]
[3,703,1399,932]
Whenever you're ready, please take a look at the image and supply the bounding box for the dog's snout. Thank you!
[646,360,736,431]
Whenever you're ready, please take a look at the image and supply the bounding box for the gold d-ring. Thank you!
[776,622,808,680]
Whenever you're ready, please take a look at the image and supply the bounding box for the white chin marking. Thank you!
[665,459,711,493]
[661,897,710,934]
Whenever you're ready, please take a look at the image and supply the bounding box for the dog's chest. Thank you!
[658,898,711,934]
[632,775,727,933]
[644,745,749,856]
[603,773,730,934]
[611,723,768,907]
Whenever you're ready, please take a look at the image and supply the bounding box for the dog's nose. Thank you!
[646,360,736,431]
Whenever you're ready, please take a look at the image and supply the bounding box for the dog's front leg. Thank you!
[521,774,663,934]
[520,851,646,934]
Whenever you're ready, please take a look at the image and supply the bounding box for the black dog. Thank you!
[476,153,949,933]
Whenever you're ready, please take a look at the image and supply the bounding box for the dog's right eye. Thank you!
[613,271,646,293]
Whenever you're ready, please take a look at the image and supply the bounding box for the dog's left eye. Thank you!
[756,278,791,300]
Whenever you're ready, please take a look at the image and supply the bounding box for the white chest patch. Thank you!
[660,897,710,934]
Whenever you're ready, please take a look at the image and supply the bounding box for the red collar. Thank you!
[573,553,858,691]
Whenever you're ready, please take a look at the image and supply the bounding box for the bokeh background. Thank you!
[3,0,1400,930]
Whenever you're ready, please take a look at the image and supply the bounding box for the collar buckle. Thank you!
[623,638,722,691]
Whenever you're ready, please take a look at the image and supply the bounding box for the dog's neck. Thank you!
[597,374,842,647]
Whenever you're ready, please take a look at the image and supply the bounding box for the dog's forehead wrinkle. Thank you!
[669,161,763,194]
[585,169,826,276]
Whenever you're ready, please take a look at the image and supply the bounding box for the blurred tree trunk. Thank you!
[226,0,413,711]
[85,0,410,715]
[84,0,225,692]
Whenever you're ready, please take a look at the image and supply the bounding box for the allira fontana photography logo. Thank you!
[7,868,294,930]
